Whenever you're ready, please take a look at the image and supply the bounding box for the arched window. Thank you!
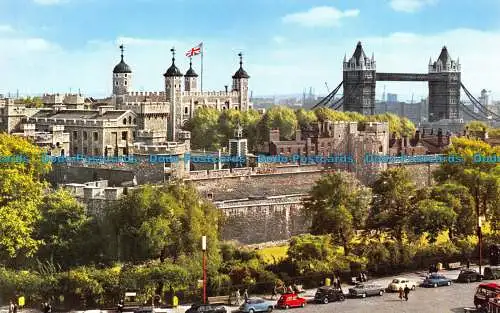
[184,107,188,114]
[133,118,137,124]
[123,118,127,125]
[128,116,132,124]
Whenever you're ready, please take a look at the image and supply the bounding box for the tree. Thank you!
[303,172,371,255]
[183,107,222,150]
[314,108,349,122]
[428,183,475,238]
[466,121,489,131]
[0,134,51,262]
[434,137,500,231]
[107,182,221,263]
[295,109,317,130]
[367,167,416,246]
[35,189,92,268]
[21,96,43,108]
[257,106,298,143]
[410,199,457,243]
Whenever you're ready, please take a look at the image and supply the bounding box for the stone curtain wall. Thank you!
[217,195,310,244]
[387,163,439,186]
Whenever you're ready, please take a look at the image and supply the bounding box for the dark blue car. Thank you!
[422,274,452,288]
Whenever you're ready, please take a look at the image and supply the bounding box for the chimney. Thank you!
[98,105,114,116]
[295,129,302,141]
[225,85,228,93]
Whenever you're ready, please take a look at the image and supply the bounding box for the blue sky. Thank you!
[1,0,500,100]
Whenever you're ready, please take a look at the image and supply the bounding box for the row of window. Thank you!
[72,131,129,141]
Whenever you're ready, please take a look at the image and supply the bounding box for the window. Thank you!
[93,132,98,141]
[184,107,188,114]
[94,148,99,155]
[124,81,127,86]
[73,131,78,139]
[128,116,132,124]
[133,118,137,124]
[115,81,118,86]
[123,118,127,125]
[124,74,127,78]
[122,131,128,140]
[83,131,87,140]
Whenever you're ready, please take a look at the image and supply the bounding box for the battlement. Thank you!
[119,102,169,114]
[343,61,376,71]
[132,142,189,155]
[179,90,240,97]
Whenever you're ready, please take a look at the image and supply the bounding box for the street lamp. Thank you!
[202,235,207,304]
[478,216,484,275]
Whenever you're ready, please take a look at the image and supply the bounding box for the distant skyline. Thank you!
[1,0,500,100]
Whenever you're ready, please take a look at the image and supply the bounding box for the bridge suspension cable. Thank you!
[460,102,488,121]
[329,96,344,110]
[311,81,343,109]
[461,83,500,121]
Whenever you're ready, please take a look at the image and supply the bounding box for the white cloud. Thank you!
[33,0,68,5]
[0,25,14,33]
[1,28,500,102]
[389,0,437,13]
[282,6,360,27]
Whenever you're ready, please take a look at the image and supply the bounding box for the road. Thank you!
[226,267,494,313]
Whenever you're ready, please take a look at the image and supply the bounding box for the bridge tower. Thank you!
[343,42,376,115]
[428,46,461,122]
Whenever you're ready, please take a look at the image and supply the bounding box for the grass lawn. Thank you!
[257,245,288,264]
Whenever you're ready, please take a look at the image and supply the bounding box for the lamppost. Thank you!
[202,235,207,304]
[478,216,483,275]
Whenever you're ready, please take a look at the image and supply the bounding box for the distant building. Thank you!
[387,93,398,103]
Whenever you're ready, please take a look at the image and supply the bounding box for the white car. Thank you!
[387,278,417,292]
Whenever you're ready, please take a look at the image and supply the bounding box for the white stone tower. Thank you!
[164,47,184,141]
[232,52,250,111]
[184,57,198,92]
[112,44,132,97]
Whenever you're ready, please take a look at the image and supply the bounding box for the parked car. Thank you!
[238,298,274,312]
[457,269,483,283]
[474,282,500,310]
[276,293,306,309]
[348,283,385,298]
[314,286,346,304]
[421,274,452,287]
[387,278,417,292]
[484,266,500,280]
[185,303,226,313]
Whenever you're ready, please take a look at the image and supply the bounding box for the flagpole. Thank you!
[201,43,204,92]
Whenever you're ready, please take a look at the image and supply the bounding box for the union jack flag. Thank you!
[186,43,203,57]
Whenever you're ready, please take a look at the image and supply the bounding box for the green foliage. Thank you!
[258,106,298,142]
[21,96,44,108]
[365,113,415,137]
[368,167,417,244]
[466,121,489,131]
[35,189,92,268]
[295,109,317,130]
[0,134,51,260]
[183,107,222,150]
[411,199,457,243]
[107,183,221,263]
[303,172,371,255]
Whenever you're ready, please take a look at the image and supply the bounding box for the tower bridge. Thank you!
[314,42,499,122]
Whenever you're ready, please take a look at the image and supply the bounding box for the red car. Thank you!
[276,293,306,309]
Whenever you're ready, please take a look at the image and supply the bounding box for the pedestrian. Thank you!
[336,277,342,290]
[117,299,124,313]
[13,302,17,313]
[398,287,404,300]
[403,285,410,301]
[235,289,241,305]
[243,288,249,302]
[467,259,471,269]
[272,284,278,300]
[287,285,293,294]
[292,283,299,294]
[9,300,14,313]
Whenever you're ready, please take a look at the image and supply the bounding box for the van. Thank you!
[484,267,500,280]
